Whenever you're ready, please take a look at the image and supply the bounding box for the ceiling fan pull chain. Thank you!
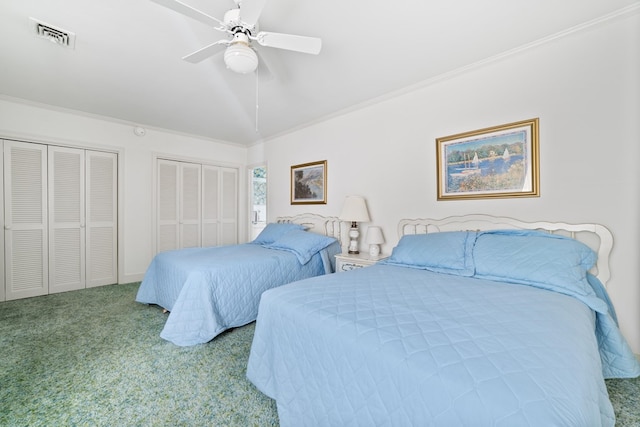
[255,66,259,133]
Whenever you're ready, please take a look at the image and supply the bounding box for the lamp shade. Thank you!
[224,34,258,74]
[339,196,370,222]
[365,226,385,245]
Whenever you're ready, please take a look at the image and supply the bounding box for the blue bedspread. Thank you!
[247,264,640,426]
[136,241,339,346]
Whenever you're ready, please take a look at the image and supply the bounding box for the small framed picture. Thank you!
[291,160,327,205]
[436,118,540,200]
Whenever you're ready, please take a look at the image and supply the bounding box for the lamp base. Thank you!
[369,244,380,258]
[347,225,360,254]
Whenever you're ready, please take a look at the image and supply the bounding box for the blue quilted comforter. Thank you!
[247,231,640,426]
[136,241,340,346]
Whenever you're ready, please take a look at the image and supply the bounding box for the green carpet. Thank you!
[0,283,638,426]
[0,283,277,426]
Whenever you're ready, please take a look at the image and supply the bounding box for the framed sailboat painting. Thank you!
[436,118,540,200]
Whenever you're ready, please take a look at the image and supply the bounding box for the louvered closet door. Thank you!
[48,146,85,293]
[157,160,179,252]
[202,166,237,246]
[180,162,201,249]
[158,160,236,253]
[86,151,117,288]
[4,141,48,300]
[0,142,4,302]
[220,168,238,245]
[157,160,202,252]
[202,165,220,247]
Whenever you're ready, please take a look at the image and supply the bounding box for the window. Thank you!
[250,165,267,240]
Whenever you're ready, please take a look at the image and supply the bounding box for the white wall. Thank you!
[0,98,248,283]
[260,13,640,353]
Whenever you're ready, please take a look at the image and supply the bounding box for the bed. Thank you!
[136,213,343,346]
[246,214,640,426]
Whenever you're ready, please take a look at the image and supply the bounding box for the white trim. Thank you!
[120,273,145,284]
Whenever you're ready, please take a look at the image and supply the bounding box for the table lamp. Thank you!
[365,226,385,258]
[339,195,370,254]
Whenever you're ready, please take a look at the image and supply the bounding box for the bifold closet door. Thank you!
[3,141,117,300]
[157,161,237,253]
[180,162,201,249]
[157,160,178,252]
[0,142,3,302]
[202,165,219,247]
[48,148,117,292]
[4,141,48,300]
[202,166,238,247]
[220,168,238,245]
[48,146,85,293]
[86,150,117,288]
[157,159,201,253]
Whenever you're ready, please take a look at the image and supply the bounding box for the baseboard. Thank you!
[119,273,144,284]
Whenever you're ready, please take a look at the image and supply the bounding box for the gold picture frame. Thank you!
[436,118,540,200]
[291,160,327,205]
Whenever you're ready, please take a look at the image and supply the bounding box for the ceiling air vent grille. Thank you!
[30,18,76,49]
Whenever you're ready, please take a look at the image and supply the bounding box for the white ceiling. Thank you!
[1,0,638,146]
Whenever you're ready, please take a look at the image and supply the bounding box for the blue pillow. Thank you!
[265,229,337,264]
[473,230,596,296]
[252,223,306,245]
[380,231,477,276]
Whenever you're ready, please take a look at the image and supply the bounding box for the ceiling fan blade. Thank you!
[182,40,229,63]
[238,0,267,28]
[256,31,322,54]
[151,0,224,27]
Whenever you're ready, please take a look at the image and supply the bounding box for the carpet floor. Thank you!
[0,283,638,426]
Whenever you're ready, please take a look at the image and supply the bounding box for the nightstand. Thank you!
[335,253,388,272]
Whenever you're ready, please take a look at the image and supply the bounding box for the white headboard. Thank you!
[397,214,613,286]
[276,213,345,249]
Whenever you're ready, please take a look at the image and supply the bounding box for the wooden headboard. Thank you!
[397,214,613,286]
[276,213,345,250]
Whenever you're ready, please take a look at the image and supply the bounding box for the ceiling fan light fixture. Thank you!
[224,42,258,74]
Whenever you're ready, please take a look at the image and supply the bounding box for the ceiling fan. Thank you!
[152,0,322,74]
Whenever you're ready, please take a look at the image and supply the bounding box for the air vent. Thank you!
[30,18,76,49]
